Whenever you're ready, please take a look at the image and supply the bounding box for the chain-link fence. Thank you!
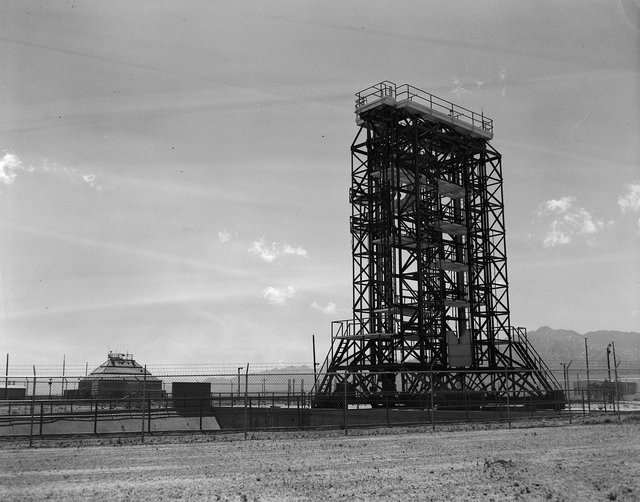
[1,366,638,442]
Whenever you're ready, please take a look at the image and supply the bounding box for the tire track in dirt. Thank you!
[1,422,638,501]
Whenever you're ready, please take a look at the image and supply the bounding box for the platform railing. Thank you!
[355,80,397,108]
[355,81,493,135]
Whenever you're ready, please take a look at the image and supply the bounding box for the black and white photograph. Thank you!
[1,1,639,500]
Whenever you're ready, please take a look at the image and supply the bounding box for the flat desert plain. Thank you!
[1,420,639,501]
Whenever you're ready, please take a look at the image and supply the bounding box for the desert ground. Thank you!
[1,418,639,501]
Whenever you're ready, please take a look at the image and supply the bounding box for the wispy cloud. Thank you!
[0,153,24,185]
[311,301,336,315]
[538,196,604,247]
[263,286,295,306]
[618,182,640,229]
[450,76,470,98]
[0,152,102,190]
[542,196,574,213]
[282,244,308,257]
[618,183,640,212]
[249,238,308,262]
[42,159,102,189]
[620,0,640,33]
[81,173,103,190]
[218,230,232,243]
[450,69,508,98]
[3,221,252,277]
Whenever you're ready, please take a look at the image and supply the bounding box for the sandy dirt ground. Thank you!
[1,419,639,501]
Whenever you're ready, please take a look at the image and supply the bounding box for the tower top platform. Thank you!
[355,81,493,140]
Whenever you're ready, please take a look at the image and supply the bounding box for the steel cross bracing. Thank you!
[313,82,562,408]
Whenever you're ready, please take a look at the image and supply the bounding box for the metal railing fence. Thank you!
[1,367,638,443]
[354,81,494,135]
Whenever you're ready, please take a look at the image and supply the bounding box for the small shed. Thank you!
[78,352,164,399]
[172,382,212,415]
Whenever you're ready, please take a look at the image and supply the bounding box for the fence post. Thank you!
[141,365,147,443]
[343,372,348,436]
[4,353,8,401]
[585,338,591,412]
[243,363,249,440]
[612,343,621,422]
[29,366,36,447]
[567,372,572,424]
[385,393,389,427]
[505,369,511,429]
[93,399,98,435]
[39,402,44,438]
[465,390,469,421]
[430,370,435,432]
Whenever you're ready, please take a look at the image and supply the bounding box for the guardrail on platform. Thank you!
[355,81,493,135]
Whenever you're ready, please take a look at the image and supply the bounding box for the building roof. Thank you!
[82,352,161,381]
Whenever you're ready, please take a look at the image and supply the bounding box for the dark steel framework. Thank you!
[315,82,561,407]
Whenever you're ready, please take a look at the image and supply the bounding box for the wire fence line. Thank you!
[1,366,638,444]
[2,364,638,396]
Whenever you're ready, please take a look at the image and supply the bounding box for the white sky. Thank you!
[1,0,639,369]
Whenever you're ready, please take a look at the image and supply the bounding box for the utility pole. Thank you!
[312,334,318,394]
[62,354,66,397]
[562,361,572,422]
[584,338,591,412]
[611,342,620,421]
[244,363,249,440]
[4,354,8,401]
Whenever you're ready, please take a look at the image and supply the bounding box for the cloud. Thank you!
[82,174,102,190]
[249,238,308,262]
[263,286,295,306]
[618,182,640,230]
[0,153,23,185]
[542,196,575,213]
[282,244,307,257]
[47,161,102,190]
[311,301,336,315]
[538,196,604,247]
[620,0,640,33]
[499,68,507,96]
[0,152,102,190]
[618,183,640,213]
[450,76,470,97]
[250,239,278,262]
[218,230,232,243]
[451,70,508,98]
[543,221,571,247]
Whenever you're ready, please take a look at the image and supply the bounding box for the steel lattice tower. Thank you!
[314,82,561,407]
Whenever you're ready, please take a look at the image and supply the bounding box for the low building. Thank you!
[0,381,26,400]
[573,380,638,400]
[77,352,164,399]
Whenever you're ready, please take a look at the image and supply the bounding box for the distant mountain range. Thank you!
[525,326,640,370]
